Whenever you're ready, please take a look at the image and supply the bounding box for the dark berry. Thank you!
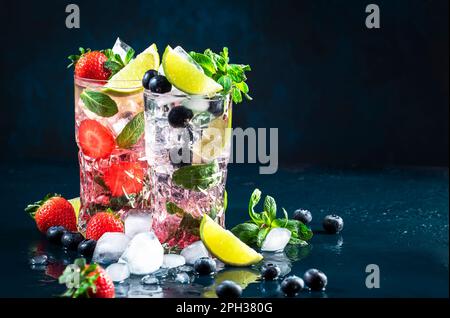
[280,276,304,296]
[46,226,67,244]
[61,232,84,250]
[293,209,312,224]
[149,75,172,93]
[303,268,328,291]
[194,257,216,275]
[77,239,97,257]
[142,70,158,89]
[168,106,193,128]
[261,263,281,280]
[207,100,224,117]
[216,280,242,298]
[322,215,344,234]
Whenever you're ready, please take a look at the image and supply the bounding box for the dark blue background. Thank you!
[0,0,448,167]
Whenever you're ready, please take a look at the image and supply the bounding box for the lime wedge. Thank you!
[162,46,223,95]
[68,197,81,221]
[200,215,263,266]
[104,43,159,95]
[193,116,230,162]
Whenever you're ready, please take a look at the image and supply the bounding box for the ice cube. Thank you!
[176,265,195,274]
[261,228,291,252]
[111,118,129,136]
[173,46,204,73]
[120,232,164,275]
[92,232,130,264]
[174,272,190,284]
[124,211,152,238]
[141,275,160,285]
[260,251,292,277]
[114,282,130,298]
[106,263,130,282]
[180,241,209,265]
[162,254,186,269]
[183,96,210,113]
[29,255,48,265]
[112,37,133,62]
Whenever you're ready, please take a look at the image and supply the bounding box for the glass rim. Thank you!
[74,75,143,89]
[144,88,229,101]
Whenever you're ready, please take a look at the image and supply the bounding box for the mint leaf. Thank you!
[264,195,277,221]
[298,221,314,241]
[125,48,135,64]
[231,87,243,103]
[80,90,118,117]
[172,160,222,191]
[179,213,201,236]
[248,188,263,225]
[189,52,216,76]
[166,201,185,217]
[288,237,308,246]
[256,227,270,247]
[116,112,144,148]
[235,81,249,94]
[217,75,232,92]
[231,222,259,246]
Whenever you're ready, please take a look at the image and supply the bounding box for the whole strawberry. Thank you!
[59,258,115,298]
[68,48,111,80]
[25,193,77,233]
[86,211,124,241]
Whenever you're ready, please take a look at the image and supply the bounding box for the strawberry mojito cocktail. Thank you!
[143,46,251,248]
[70,39,159,231]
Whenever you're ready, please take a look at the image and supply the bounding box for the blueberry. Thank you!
[77,239,96,257]
[194,257,216,275]
[168,106,194,128]
[280,275,304,296]
[207,100,224,117]
[149,75,172,93]
[46,226,67,244]
[303,269,328,291]
[142,70,158,89]
[322,215,344,234]
[261,263,281,280]
[216,280,242,298]
[61,232,84,250]
[293,209,312,224]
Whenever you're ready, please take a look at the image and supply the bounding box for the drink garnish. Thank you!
[231,189,313,247]
[189,47,251,103]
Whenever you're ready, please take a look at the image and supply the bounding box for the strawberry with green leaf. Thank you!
[59,258,115,298]
[25,193,77,233]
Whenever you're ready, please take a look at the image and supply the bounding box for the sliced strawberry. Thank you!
[78,120,115,159]
[103,162,144,197]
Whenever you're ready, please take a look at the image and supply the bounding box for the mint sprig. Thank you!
[103,48,135,78]
[189,48,252,104]
[231,189,313,248]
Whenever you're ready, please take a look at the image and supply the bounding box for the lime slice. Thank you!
[162,46,223,95]
[104,43,159,95]
[203,269,259,298]
[200,215,263,266]
[68,197,81,221]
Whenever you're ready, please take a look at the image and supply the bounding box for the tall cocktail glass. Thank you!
[144,90,232,248]
[74,76,149,232]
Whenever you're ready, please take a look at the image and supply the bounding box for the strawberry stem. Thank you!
[24,193,60,219]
